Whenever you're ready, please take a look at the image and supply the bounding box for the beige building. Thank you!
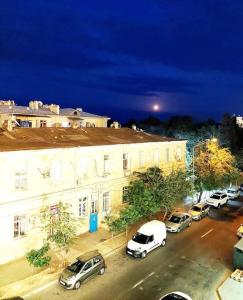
[0,100,109,130]
[0,127,186,264]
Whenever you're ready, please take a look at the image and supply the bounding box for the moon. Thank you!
[153,104,159,111]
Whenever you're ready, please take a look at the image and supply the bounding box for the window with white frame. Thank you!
[50,160,62,183]
[102,192,110,214]
[139,151,145,168]
[91,194,98,213]
[78,197,88,217]
[14,215,27,238]
[153,150,159,166]
[122,186,129,203]
[103,155,110,175]
[174,147,182,162]
[123,153,129,170]
[165,148,170,163]
[15,165,27,190]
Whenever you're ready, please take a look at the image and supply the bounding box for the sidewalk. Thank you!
[0,223,141,299]
[0,206,189,299]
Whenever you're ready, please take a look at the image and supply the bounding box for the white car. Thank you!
[206,192,228,208]
[227,186,240,199]
[126,220,166,258]
[159,291,192,300]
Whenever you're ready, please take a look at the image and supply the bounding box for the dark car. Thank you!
[240,184,243,192]
[59,250,106,290]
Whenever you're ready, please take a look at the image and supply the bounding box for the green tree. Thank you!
[41,202,78,256]
[26,243,51,271]
[105,167,192,234]
[194,140,240,201]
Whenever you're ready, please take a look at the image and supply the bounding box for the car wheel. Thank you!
[217,203,220,208]
[188,222,192,227]
[161,239,166,247]
[141,251,147,258]
[177,227,181,233]
[99,267,105,275]
[74,280,81,290]
[198,215,202,220]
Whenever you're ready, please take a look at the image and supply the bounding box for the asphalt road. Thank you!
[26,197,243,300]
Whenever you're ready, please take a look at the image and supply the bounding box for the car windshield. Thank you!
[211,194,220,199]
[162,293,187,300]
[191,206,201,212]
[132,232,149,244]
[67,259,85,273]
[228,190,236,193]
[169,215,181,223]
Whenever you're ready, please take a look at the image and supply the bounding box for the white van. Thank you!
[227,186,240,199]
[126,220,166,258]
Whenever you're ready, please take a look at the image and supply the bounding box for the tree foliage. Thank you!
[194,140,240,199]
[26,243,51,269]
[41,202,78,253]
[104,167,192,233]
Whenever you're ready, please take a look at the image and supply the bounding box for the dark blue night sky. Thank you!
[0,0,243,122]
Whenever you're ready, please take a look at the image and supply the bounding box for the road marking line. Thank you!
[132,271,155,289]
[23,280,56,298]
[201,228,213,238]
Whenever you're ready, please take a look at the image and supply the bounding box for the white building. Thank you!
[0,127,186,264]
[236,116,243,128]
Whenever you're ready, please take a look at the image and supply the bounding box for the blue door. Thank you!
[89,213,98,232]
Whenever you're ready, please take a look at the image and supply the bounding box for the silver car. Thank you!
[59,251,106,290]
[165,213,192,233]
[188,203,210,220]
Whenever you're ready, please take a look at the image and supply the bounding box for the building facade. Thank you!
[0,100,109,130]
[0,127,186,264]
[236,116,243,128]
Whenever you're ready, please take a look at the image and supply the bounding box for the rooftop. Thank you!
[0,127,183,152]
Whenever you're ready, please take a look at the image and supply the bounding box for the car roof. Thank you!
[171,212,190,218]
[77,250,102,262]
[192,202,207,208]
[138,220,165,235]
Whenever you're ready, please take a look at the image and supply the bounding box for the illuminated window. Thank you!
[40,120,47,128]
[122,186,129,203]
[50,160,61,183]
[91,194,98,213]
[153,150,159,166]
[123,153,129,170]
[104,155,110,175]
[14,215,27,238]
[139,151,145,168]
[15,165,27,190]
[166,148,170,163]
[79,197,88,217]
[86,122,91,127]
[102,192,110,214]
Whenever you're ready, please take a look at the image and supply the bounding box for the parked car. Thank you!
[206,192,228,208]
[165,213,192,233]
[126,220,167,258]
[237,224,243,239]
[59,251,105,290]
[227,186,240,199]
[159,291,192,300]
[188,202,210,220]
[240,184,243,192]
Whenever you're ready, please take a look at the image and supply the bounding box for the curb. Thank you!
[0,235,128,299]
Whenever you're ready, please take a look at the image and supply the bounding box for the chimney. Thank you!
[29,100,42,110]
[49,104,60,114]
[110,121,120,129]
